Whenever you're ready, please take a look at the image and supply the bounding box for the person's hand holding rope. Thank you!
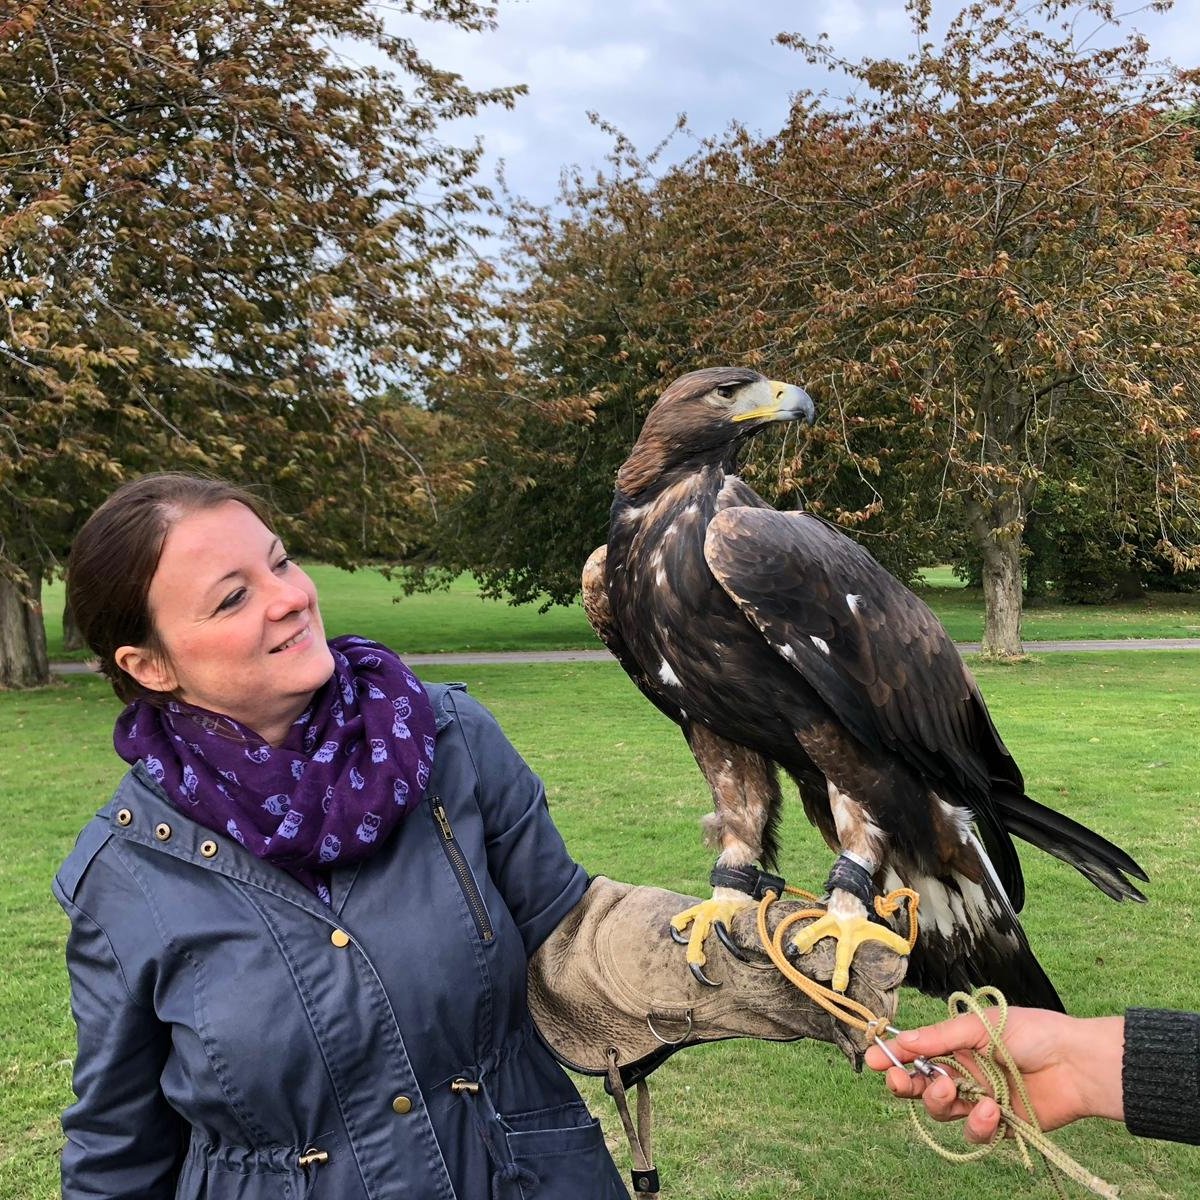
[866,1006,1127,1141]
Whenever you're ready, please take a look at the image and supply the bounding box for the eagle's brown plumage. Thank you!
[584,366,1148,1006]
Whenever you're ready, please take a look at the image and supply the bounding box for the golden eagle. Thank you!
[583,367,1147,1007]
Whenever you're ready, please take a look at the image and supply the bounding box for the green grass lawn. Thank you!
[39,566,1200,662]
[40,569,598,660]
[3,652,1198,1199]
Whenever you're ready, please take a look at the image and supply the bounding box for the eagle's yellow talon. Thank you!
[671,896,753,966]
[790,912,912,992]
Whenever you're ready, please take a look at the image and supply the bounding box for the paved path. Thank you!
[382,638,1200,664]
[48,637,1200,675]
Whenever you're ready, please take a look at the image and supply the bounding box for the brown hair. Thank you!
[67,473,273,704]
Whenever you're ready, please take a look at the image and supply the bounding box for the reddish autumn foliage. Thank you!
[452,0,1200,656]
[0,0,516,685]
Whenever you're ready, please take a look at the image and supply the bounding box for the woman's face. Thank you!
[117,500,335,743]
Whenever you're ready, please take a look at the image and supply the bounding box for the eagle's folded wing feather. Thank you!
[704,506,1025,904]
[583,544,689,726]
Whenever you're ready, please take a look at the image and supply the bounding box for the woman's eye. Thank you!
[273,556,291,572]
[217,588,246,613]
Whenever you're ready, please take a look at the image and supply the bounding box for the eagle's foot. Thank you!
[789,905,912,993]
[670,890,755,973]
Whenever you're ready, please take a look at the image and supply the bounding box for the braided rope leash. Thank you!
[907,988,1118,1200]
[753,889,1119,1200]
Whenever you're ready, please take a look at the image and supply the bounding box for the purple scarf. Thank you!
[114,636,437,904]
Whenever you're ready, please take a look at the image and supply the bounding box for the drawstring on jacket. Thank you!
[452,1078,538,1199]
[297,1147,329,1200]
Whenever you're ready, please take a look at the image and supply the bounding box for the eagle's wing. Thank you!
[583,544,688,726]
[704,507,1025,902]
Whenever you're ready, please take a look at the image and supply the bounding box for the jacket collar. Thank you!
[104,765,345,916]
[102,683,462,917]
[428,681,465,732]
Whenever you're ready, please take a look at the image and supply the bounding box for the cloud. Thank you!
[815,0,867,43]
[524,42,652,94]
[360,0,1196,207]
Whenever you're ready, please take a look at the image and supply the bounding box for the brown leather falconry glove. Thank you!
[528,877,907,1197]
[528,875,908,1084]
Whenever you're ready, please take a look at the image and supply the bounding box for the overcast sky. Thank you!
[367,0,1200,207]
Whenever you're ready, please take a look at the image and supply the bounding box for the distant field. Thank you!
[914,565,966,588]
[3,652,1199,1199]
[40,569,596,659]
[39,566,1200,662]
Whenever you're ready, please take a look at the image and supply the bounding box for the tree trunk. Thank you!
[0,567,51,688]
[979,531,1024,657]
[62,595,85,652]
[965,485,1027,659]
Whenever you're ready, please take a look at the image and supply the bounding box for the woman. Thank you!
[56,473,630,1199]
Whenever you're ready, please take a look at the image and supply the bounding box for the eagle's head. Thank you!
[616,367,815,497]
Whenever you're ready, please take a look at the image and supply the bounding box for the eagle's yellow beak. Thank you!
[730,380,815,425]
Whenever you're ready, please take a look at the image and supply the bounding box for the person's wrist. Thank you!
[1066,1015,1126,1123]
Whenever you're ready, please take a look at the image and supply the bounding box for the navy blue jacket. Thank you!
[53,684,628,1199]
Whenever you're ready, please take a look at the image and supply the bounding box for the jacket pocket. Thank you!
[430,794,495,942]
[503,1102,626,1200]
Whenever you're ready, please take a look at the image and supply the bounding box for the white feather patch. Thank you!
[935,796,974,845]
[810,635,830,655]
[883,864,1017,946]
[932,797,1017,914]
[828,783,885,855]
[969,830,1013,909]
[658,658,681,687]
[846,593,862,613]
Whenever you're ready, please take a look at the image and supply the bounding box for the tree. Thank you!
[451,0,1200,656]
[0,0,515,686]
[423,127,708,606]
[764,0,1200,654]
[430,123,945,605]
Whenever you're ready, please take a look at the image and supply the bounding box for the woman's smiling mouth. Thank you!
[271,626,311,654]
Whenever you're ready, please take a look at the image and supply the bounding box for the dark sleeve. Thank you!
[53,880,185,1199]
[1122,1007,1200,1145]
[449,691,589,955]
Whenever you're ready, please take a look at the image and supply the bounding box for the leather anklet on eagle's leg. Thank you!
[790,852,913,992]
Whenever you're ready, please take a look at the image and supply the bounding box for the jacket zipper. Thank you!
[431,796,494,942]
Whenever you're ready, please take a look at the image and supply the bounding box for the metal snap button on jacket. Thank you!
[391,1095,412,1115]
[154,823,172,842]
[330,929,350,948]
[116,809,133,827]
[199,840,218,859]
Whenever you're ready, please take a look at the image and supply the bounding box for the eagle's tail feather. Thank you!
[993,786,1148,903]
[883,845,1064,1011]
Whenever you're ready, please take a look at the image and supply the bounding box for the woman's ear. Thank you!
[114,644,178,694]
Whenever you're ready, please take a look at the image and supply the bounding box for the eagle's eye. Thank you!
[715,384,737,399]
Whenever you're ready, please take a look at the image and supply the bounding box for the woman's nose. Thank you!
[265,578,311,621]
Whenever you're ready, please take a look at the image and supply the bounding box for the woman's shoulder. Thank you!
[419,680,503,737]
[53,768,157,909]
